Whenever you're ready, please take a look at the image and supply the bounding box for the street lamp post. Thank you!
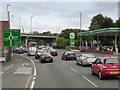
[31,16,33,34]
[6,5,11,62]
[19,17,21,29]
[7,5,11,26]
[78,12,82,48]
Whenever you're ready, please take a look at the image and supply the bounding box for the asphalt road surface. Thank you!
[23,49,120,89]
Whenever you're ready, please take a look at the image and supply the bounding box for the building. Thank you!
[0,21,10,57]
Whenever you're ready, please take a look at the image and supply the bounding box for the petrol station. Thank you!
[79,28,120,53]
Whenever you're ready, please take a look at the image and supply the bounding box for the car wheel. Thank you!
[61,57,63,60]
[74,57,76,60]
[76,62,79,65]
[81,61,84,67]
[99,71,104,80]
[65,57,67,61]
[50,60,53,63]
[39,59,43,63]
[91,68,95,75]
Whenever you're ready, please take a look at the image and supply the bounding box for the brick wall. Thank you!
[0,21,10,57]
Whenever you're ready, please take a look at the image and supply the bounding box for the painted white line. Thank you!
[33,77,36,80]
[62,63,68,66]
[70,68,79,73]
[0,72,4,75]
[30,81,35,89]
[82,76,98,88]
[19,55,36,88]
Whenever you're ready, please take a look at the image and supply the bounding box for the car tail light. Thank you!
[41,56,44,58]
[73,53,75,56]
[84,58,88,61]
[50,56,53,58]
[102,66,107,69]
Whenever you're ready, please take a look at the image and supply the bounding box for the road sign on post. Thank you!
[4,29,21,46]
[69,33,75,50]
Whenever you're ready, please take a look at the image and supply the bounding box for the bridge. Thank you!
[21,34,57,46]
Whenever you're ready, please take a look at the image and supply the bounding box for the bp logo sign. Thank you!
[70,33,75,39]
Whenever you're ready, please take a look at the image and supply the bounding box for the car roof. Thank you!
[66,51,75,53]
[82,54,95,56]
[97,57,118,61]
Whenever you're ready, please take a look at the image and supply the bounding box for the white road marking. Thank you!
[33,77,36,80]
[82,76,98,88]
[70,68,79,73]
[19,55,36,88]
[0,72,4,75]
[62,63,68,66]
[30,81,35,89]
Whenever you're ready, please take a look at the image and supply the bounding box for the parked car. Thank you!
[76,54,96,66]
[39,53,53,63]
[61,51,76,60]
[35,50,42,59]
[47,47,58,56]
[91,57,120,80]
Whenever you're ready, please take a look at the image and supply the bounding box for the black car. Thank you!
[14,46,24,54]
[35,50,42,59]
[61,51,76,60]
[47,47,58,56]
[39,53,53,63]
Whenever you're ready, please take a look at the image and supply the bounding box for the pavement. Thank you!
[1,54,34,89]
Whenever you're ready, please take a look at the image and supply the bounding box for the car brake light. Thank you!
[50,56,53,58]
[84,58,88,61]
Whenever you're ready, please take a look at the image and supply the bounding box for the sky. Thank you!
[0,0,119,34]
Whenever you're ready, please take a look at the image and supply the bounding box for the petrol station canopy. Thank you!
[79,28,120,37]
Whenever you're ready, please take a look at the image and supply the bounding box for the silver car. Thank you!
[76,54,96,66]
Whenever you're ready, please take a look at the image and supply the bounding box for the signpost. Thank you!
[69,33,75,50]
[4,29,21,46]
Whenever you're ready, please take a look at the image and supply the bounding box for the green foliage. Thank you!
[115,18,120,27]
[56,37,66,47]
[61,29,81,39]
[89,14,114,30]
[101,16,113,28]
[89,14,105,30]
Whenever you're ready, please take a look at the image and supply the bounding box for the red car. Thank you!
[91,57,120,80]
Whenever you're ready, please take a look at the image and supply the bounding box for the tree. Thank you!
[56,37,66,47]
[43,31,52,35]
[33,31,39,35]
[61,28,83,39]
[101,16,113,28]
[89,14,114,30]
[115,18,120,27]
[89,14,105,30]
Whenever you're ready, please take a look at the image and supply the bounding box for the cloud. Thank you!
[1,2,118,33]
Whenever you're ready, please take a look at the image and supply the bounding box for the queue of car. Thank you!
[26,46,58,63]
[14,45,120,80]
[61,51,120,80]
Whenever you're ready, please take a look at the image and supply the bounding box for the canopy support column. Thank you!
[97,36,99,50]
[115,35,118,53]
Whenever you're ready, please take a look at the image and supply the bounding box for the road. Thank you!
[22,49,120,89]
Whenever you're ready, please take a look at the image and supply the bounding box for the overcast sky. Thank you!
[0,0,119,33]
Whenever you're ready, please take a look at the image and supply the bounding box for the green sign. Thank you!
[69,33,75,50]
[70,33,75,39]
[4,29,21,46]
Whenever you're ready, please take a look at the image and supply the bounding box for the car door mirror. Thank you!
[92,62,96,64]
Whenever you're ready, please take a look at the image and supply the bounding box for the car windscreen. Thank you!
[68,52,75,56]
[85,54,95,58]
[43,53,51,57]
[104,59,120,64]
